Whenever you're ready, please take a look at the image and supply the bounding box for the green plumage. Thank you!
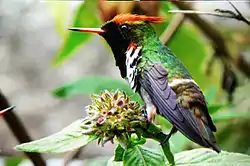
[118,19,219,152]
[131,21,219,152]
[132,22,192,80]
[138,47,192,80]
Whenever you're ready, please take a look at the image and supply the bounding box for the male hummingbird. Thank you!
[69,14,220,153]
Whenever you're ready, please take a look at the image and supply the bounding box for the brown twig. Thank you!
[160,13,185,45]
[171,1,250,78]
[169,9,250,26]
[226,0,250,26]
[0,91,46,166]
[169,0,250,26]
[169,10,234,18]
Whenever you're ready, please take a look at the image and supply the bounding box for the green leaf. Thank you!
[46,1,70,38]
[173,148,250,166]
[52,76,142,103]
[15,119,98,153]
[114,144,125,162]
[123,145,165,166]
[53,0,100,66]
[5,156,24,166]
[130,135,146,147]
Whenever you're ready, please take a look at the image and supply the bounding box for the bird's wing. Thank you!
[138,64,219,150]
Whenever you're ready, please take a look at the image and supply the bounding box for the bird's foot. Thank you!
[160,127,177,146]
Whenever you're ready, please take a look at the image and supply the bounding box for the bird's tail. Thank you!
[198,118,221,153]
[210,142,221,153]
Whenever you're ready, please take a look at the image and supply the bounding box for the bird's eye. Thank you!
[120,24,130,32]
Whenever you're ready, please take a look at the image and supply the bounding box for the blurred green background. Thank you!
[0,0,250,165]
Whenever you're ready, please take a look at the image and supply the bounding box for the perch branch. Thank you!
[169,0,250,26]
[169,9,250,26]
[169,10,234,18]
[160,13,185,45]
[171,1,250,78]
[0,91,46,166]
[226,0,250,26]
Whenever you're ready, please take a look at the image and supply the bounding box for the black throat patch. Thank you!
[101,22,130,78]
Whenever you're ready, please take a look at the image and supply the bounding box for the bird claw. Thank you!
[160,127,177,145]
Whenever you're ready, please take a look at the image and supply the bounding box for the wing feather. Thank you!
[138,64,220,152]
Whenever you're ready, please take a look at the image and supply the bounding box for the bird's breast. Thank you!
[125,44,142,91]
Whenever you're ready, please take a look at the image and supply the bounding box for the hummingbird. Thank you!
[69,14,220,153]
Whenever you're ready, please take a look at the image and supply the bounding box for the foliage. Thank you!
[52,0,100,66]
[16,90,175,165]
[15,90,250,166]
[108,148,250,166]
[4,156,24,166]
[15,119,98,153]
[123,146,165,166]
[51,76,142,103]
[15,120,250,166]
[173,148,250,166]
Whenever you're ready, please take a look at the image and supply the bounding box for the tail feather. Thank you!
[197,118,221,153]
[177,106,221,153]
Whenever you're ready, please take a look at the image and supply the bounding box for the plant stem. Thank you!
[140,123,175,166]
[155,132,175,166]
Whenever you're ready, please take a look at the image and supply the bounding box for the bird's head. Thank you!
[69,14,164,77]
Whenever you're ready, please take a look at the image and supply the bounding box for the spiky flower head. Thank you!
[81,90,145,146]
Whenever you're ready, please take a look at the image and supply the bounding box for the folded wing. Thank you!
[138,64,220,152]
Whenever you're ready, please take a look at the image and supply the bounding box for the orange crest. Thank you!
[112,13,165,24]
